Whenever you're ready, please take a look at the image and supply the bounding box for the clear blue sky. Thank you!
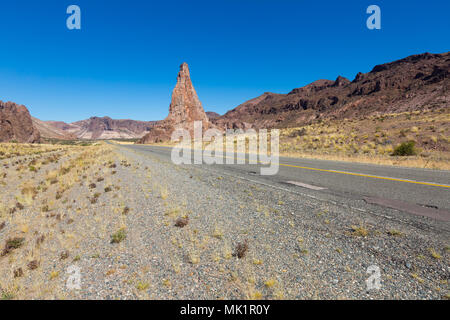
[0,0,448,122]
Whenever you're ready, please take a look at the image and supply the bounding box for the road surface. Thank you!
[118,144,450,222]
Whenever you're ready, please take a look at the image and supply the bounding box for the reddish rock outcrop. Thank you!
[0,101,40,143]
[138,63,211,143]
[213,51,450,129]
[166,63,209,127]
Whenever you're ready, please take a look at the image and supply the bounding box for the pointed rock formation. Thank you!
[138,63,211,143]
[0,101,40,143]
[166,63,209,127]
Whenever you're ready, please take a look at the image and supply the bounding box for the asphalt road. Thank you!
[119,144,450,221]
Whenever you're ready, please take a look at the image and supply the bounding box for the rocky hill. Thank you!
[213,52,449,129]
[41,117,158,140]
[31,117,77,140]
[0,101,40,143]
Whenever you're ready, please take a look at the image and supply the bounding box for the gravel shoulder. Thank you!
[0,143,448,299]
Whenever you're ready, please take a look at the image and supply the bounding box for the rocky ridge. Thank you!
[0,101,40,143]
[213,52,450,129]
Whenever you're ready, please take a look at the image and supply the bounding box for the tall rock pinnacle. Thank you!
[166,63,209,127]
[137,63,212,144]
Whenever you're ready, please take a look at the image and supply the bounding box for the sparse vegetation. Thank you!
[27,260,39,270]
[111,228,126,244]
[265,279,277,288]
[234,240,248,259]
[1,290,15,300]
[136,281,149,291]
[429,248,442,260]
[160,186,168,200]
[2,237,25,256]
[392,141,417,156]
[49,271,59,280]
[350,224,369,237]
[212,226,224,239]
[14,268,24,278]
[388,229,403,237]
[0,132,447,299]
[174,217,189,228]
[277,110,450,170]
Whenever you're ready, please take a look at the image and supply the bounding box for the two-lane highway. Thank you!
[119,144,450,221]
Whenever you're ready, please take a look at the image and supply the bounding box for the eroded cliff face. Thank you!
[0,101,40,143]
[138,63,211,144]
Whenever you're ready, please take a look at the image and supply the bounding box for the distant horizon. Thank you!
[18,49,449,123]
[1,0,449,123]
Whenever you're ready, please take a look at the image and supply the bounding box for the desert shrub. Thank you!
[391,141,417,156]
[174,217,189,228]
[2,237,25,256]
[233,240,248,259]
[111,229,126,244]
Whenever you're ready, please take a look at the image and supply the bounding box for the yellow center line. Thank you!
[278,163,450,188]
[140,145,450,189]
[222,154,449,189]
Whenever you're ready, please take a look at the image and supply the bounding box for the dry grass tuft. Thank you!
[350,224,369,237]
[111,228,126,244]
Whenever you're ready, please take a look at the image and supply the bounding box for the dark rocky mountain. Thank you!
[213,52,450,129]
[0,101,40,143]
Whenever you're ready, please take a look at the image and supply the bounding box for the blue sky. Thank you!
[0,0,448,122]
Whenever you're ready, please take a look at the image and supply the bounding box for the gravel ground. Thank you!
[0,143,448,299]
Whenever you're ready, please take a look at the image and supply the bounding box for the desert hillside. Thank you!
[214,52,449,129]
[31,117,77,140]
[42,117,158,140]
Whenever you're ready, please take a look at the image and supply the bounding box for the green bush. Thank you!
[391,141,417,156]
[111,229,126,244]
